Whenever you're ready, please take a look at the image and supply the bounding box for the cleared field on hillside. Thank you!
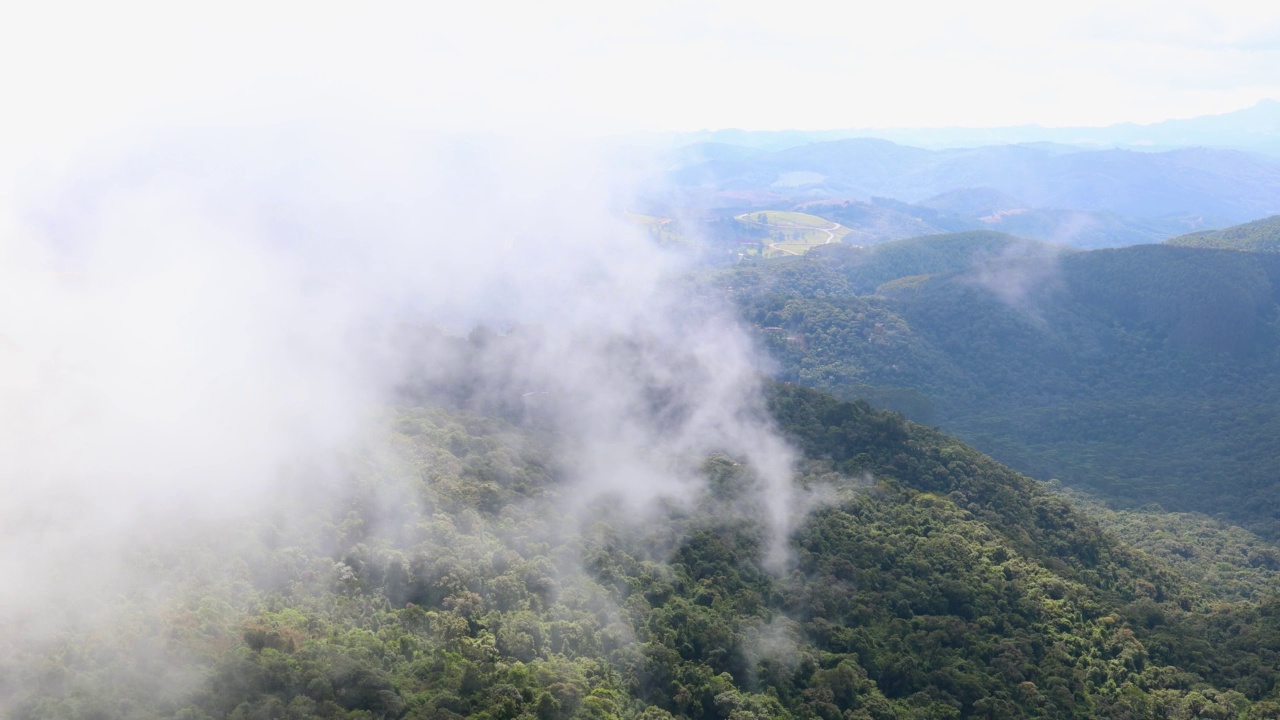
[735,210,854,257]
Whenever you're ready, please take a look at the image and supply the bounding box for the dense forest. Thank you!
[12,211,1280,719]
[8,382,1280,719]
[712,234,1280,535]
[1167,215,1280,253]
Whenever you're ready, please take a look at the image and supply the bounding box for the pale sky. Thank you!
[2,0,1278,151]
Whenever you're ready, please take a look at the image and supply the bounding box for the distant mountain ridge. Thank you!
[631,101,1280,250]
[652,99,1280,156]
[665,139,1280,222]
[648,139,1280,249]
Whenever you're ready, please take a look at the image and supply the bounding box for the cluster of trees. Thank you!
[10,389,1280,718]
[1059,487,1280,602]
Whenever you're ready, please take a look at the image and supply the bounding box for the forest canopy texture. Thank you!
[713,234,1280,536]
[8,381,1280,720]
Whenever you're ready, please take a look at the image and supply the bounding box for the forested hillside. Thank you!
[8,387,1280,719]
[798,196,1193,250]
[1167,215,1280,252]
[714,237,1280,535]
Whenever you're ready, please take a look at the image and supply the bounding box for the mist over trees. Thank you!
[8,96,1280,720]
[10,0,1280,716]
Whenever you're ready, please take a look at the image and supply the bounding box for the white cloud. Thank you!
[0,0,1276,154]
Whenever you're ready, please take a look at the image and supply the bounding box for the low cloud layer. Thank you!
[0,123,802,682]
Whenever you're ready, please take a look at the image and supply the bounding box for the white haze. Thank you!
[0,119,805,675]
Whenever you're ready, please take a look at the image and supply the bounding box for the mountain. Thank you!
[650,139,1280,251]
[717,238,1280,536]
[665,140,1280,224]
[649,99,1280,157]
[792,199,943,245]
[798,194,1206,249]
[918,188,1028,216]
[861,99,1280,155]
[12,383,1280,719]
[1167,215,1280,253]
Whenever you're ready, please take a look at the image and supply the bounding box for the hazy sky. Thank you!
[2,0,1278,150]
